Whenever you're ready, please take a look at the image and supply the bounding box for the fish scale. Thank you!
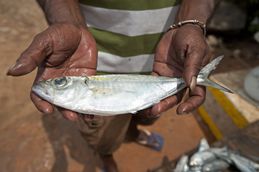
[86,76,179,113]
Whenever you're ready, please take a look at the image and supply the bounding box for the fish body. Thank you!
[229,153,259,172]
[174,155,189,172]
[197,138,210,152]
[32,56,232,116]
[202,160,229,172]
[33,75,185,115]
[189,151,217,167]
[173,138,259,172]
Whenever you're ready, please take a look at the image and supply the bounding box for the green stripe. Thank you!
[79,0,181,10]
[89,27,163,57]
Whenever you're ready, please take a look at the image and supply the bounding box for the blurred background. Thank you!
[0,0,259,171]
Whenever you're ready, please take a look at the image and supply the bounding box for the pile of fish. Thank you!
[174,139,259,172]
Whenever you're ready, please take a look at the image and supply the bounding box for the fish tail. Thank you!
[197,56,233,93]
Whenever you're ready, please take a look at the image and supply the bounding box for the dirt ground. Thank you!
[0,0,205,171]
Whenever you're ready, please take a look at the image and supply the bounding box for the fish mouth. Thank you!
[32,82,53,103]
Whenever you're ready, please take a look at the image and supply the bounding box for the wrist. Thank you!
[169,20,206,36]
[175,0,215,24]
[38,0,86,27]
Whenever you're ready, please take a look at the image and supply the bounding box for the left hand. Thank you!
[141,24,210,118]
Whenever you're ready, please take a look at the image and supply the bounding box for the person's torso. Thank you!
[79,0,180,73]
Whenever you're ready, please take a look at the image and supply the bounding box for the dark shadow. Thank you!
[41,112,99,172]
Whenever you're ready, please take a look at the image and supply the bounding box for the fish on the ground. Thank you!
[173,138,259,172]
[189,151,217,167]
[174,155,189,172]
[202,160,229,172]
[32,56,232,116]
[228,153,259,172]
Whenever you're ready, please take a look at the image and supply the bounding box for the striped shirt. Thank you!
[79,0,180,73]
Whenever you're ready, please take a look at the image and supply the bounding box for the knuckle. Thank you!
[34,32,52,51]
[184,63,201,72]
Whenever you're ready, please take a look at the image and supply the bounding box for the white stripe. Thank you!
[80,4,179,36]
[97,52,154,73]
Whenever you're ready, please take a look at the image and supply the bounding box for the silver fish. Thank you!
[226,153,259,172]
[198,138,210,152]
[174,155,189,172]
[174,138,259,172]
[189,151,217,167]
[32,56,232,116]
[202,159,229,172]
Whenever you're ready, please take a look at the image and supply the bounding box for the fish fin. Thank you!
[198,56,233,93]
[198,138,210,152]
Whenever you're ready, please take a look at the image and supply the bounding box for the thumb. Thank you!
[183,48,206,90]
[7,33,52,76]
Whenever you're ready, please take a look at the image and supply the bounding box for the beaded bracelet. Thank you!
[169,19,206,36]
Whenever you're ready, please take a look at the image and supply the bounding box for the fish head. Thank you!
[189,154,203,167]
[32,76,89,104]
[189,151,216,167]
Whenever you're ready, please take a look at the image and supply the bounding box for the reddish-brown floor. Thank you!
[114,108,204,172]
[0,108,204,172]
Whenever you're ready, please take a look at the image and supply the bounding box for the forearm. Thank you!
[176,0,220,24]
[37,0,85,26]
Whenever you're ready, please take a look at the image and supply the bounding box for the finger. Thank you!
[150,95,180,116]
[189,50,211,92]
[183,46,207,87]
[30,92,54,114]
[177,86,206,114]
[139,108,152,118]
[78,113,95,120]
[83,114,95,120]
[7,33,52,76]
[80,114,96,124]
[181,88,190,102]
[57,107,79,121]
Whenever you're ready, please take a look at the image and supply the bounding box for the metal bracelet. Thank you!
[169,19,206,36]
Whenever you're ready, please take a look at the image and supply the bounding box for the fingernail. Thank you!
[177,106,188,115]
[177,109,185,115]
[70,113,78,121]
[43,107,53,114]
[155,105,162,115]
[6,63,17,75]
[190,76,197,92]
[7,63,22,75]
[9,63,20,70]
[66,115,75,121]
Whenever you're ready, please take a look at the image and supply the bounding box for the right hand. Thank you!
[7,23,97,121]
[140,24,210,118]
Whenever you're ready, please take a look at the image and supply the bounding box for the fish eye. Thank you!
[52,77,68,88]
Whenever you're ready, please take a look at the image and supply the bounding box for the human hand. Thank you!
[142,24,210,117]
[7,23,97,121]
